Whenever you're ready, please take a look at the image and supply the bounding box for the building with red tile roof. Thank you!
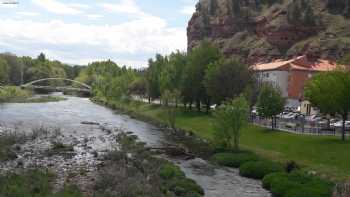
[252,55,342,107]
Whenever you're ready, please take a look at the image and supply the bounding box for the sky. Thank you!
[0,0,197,68]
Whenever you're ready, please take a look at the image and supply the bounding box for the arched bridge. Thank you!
[21,78,91,94]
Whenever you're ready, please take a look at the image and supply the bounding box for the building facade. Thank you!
[252,55,339,109]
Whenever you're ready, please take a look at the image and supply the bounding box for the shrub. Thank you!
[169,178,204,196]
[262,171,334,197]
[159,163,204,196]
[0,147,17,161]
[212,152,259,167]
[285,160,300,173]
[159,164,185,180]
[48,141,74,155]
[239,160,284,179]
[53,185,83,197]
[0,86,31,103]
[0,170,53,197]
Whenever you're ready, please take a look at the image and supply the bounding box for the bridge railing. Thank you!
[22,78,91,90]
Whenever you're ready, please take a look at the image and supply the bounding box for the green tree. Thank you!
[305,70,350,141]
[37,52,46,62]
[146,54,167,102]
[128,77,147,98]
[161,90,181,129]
[160,51,186,93]
[0,53,23,85]
[257,84,285,130]
[204,58,252,105]
[0,58,9,85]
[106,68,136,99]
[213,96,249,150]
[75,60,135,99]
[181,65,195,110]
[187,41,222,112]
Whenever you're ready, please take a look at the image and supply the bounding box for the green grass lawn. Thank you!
[102,98,350,181]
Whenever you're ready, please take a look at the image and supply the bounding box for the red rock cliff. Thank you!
[187,0,350,64]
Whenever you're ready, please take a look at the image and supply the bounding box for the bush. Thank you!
[0,86,31,103]
[169,178,204,196]
[53,185,83,197]
[0,170,53,197]
[212,152,259,167]
[47,141,74,156]
[262,171,334,197]
[239,160,284,179]
[160,163,204,196]
[159,164,185,180]
[285,160,300,173]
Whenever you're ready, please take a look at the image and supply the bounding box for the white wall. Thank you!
[256,70,289,97]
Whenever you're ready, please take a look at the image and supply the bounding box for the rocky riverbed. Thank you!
[0,95,270,197]
[0,124,118,196]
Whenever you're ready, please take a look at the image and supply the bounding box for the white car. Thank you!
[284,112,300,119]
[278,112,289,119]
[306,115,322,122]
[331,121,350,128]
[283,113,294,119]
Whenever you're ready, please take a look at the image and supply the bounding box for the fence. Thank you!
[252,117,347,136]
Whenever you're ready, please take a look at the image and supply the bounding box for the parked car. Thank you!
[295,113,305,119]
[306,115,323,122]
[330,118,340,124]
[317,119,329,127]
[285,113,299,119]
[331,121,350,130]
[278,112,290,119]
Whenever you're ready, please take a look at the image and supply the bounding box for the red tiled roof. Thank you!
[251,58,297,71]
[252,56,341,72]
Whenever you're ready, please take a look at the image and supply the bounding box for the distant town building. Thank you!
[300,100,319,116]
[251,55,340,109]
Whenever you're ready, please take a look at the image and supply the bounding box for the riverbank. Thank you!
[0,95,273,197]
[0,124,204,196]
[0,86,66,103]
[93,97,350,182]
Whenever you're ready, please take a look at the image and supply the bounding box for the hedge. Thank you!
[211,152,259,167]
[262,171,334,197]
[159,163,204,196]
[239,160,284,179]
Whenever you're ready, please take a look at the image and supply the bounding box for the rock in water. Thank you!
[190,158,208,169]
[81,121,100,126]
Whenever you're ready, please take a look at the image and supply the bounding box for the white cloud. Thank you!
[31,0,82,15]
[0,18,186,67]
[86,14,103,20]
[16,11,40,16]
[0,0,189,67]
[69,3,90,10]
[101,0,147,18]
[180,5,195,15]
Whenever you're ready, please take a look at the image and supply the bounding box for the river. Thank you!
[0,94,270,197]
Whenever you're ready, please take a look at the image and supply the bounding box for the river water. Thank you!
[0,94,270,197]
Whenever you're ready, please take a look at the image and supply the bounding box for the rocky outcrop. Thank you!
[187,0,350,64]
